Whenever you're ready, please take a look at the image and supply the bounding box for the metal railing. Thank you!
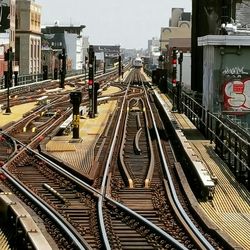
[0,73,43,89]
[180,91,250,189]
[145,67,250,188]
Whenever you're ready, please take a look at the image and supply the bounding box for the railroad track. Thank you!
[124,68,146,85]
[0,68,236,249]
[0,69,126,249]
[94,71,227,249]
[2,147,102,249]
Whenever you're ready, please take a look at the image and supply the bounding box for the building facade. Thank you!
[160,8,191,54]
[15,0,42,75]
[0,0,16,76]
[147,37,160,70]
[41,24,85,75]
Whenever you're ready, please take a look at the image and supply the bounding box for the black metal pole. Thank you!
[94,82,99,115]
[70,91,82,140]
[88,45,95,118]
[177,51,183,113]
[59,48,66,88]
[4,48,13,114]
[6,73,11,114]
[14,71,18,86]
[118,55,122,83]
[172,48,177,112]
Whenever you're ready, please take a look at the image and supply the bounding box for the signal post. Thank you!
[177,51,183,113]
[4,47,14,114]
[88,45,95,118]
[172,47,177,112]
[70,91,82,141]
[118,55,122,83]
[59,48,66,89]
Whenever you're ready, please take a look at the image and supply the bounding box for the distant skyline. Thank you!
[38,0,191,49]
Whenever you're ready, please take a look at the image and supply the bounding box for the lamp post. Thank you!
[4,47,14,114]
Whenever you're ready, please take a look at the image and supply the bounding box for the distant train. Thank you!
[133,56,143,68]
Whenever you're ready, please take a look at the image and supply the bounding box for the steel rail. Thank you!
[97,83,131,250]
[1,167,89,250]
[98,83,190,249]
[146,86,215,249]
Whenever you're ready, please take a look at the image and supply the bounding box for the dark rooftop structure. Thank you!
[181,12,191,21]
[42,25,85,35]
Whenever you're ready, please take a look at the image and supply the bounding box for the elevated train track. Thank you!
[0,67,247,249]
[94,69,226,249]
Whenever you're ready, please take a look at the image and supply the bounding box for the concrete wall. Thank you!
[160,26,191,53]
[199,35,250,124]
[64,32,83,70]
[177,52,191,90]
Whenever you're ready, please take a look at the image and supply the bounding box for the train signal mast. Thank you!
[4,47,14,114]
[177,51,183,113]
[172,47,177,112]
[59,48,66,89]
[88,45,95,118]
[118,54,122,83]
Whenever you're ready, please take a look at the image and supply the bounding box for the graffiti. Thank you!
[223,78,250,112]
[222,66,248,75]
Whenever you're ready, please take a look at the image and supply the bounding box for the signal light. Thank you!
[172,47,177,87]
[88,79,93,85]
[172,59,177,65]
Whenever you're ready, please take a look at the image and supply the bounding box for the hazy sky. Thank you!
[38,0,191,49]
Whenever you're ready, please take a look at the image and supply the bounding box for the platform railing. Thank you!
[180,91,250,189]
[0,73,43,89]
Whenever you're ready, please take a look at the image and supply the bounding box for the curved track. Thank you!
[94,70,225,249]
[0,68,240,249]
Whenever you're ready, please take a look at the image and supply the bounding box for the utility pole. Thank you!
[4,47,14,114]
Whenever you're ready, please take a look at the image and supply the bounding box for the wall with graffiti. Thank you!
[222,64,250,113]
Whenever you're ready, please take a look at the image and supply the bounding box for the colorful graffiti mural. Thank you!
[223,77,250,112]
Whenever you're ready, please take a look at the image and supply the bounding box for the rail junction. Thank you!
[0,65,249,249]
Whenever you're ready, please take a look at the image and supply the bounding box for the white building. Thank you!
[148,37,160,69]
[42,25,85,71]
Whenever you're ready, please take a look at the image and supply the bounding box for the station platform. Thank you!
[0,184,55,250]
[1,72,249,248]
[42,86,120,180]
[0,102,37,128]
[154,89,250,249]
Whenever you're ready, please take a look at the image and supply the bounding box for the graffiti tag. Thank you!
[223,78,250,112]
[222,66,248,75]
